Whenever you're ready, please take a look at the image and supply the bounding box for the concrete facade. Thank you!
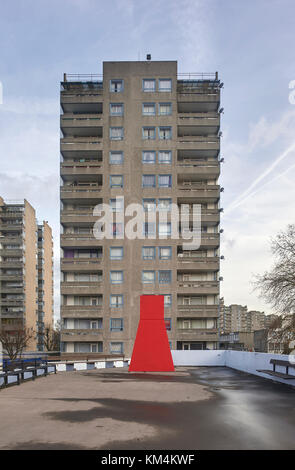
[0,198,54,351]
[60,60,222,357]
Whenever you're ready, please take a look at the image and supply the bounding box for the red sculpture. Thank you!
[129,295,175,372]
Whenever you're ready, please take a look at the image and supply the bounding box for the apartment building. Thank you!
[60,60,223,356]
[0,197,54,351]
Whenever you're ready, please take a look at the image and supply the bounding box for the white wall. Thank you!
[171,350,225,366]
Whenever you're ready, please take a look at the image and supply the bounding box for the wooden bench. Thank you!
[257,359,295,379]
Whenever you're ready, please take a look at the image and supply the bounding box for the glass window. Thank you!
[158,174,172,187]
[142,79,156,92]
[110,103,124,116]
[159,126,172,140]
[142,246,156,260]
[110,318,124,332]
[159,223,171,237]
[159,270,172,284]
[110,342,124,354]
[142,103,155,116]
[142,151,156,164]
[110,223,123,237]
[164,318,171,330]
[143,223,156,237]
[110,79,124,93]
[110,247,123,260]
[142,174,156,188]
[110,294,123,307]
[159,103,172,115]
[163,294,172,307]
[158,79,172,92]
[159,246,172,260]
[158,198,171,211]
[158,151,172,164]
[142,271,155,283]
[110,175,123,188]
[109,151,124,165]
[110,271,123,284]
[143,199,156,212]
[142,127,156,140]
[110,127,124,140]
[109,198,124,212]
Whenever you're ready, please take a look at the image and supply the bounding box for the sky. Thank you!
[0,0,295,317]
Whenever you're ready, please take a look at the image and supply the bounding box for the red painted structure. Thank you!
[129,295,175,372]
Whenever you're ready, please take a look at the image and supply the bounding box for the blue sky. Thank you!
[1,0,295,316]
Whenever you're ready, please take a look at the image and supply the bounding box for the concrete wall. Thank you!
[172,349,295,386]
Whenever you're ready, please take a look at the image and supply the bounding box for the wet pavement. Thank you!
[0,366,294,450]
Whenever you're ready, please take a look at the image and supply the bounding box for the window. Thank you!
[142,174,156,188]
[109,198,124,212]
[143,222,156,237]
[110,127,124,140]
[159,223,171,237]
[143,199,156,212]
[158,174,172,188]
[110,103,124,116]
[110,294,123,307]
[142,79,156,92]
[158,198,171,211]
[142,271,155,283]
[164,318,171,331]
[110,318,124,332]
[142,246,156,260]
[74,342,103,353]
[163,294,172,307]
[159,246,172,260]
[142,127,156,140]
[110,79,124,93]
[110,271,123,284]
[142,103,155,116]
[110,175,123,188]
[110,247,123,260]
[109,151,124,165]
[110,342,124,354]
[159,270,172,284]
[158,151,172,164]
[142,151,156,164]
[159,126,172,140]
[159,103,172,115]
[158,79,172,92]
[111,223,123,236]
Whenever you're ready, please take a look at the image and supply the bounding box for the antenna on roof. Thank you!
[146,54,151,61]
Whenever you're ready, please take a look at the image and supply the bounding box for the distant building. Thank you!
[0,197,54,351]
[219,331,254,351]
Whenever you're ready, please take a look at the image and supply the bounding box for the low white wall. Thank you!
[172,350,226,366]
[225,350,295,387]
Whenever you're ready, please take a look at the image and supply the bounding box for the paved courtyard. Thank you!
[0,366,294,450]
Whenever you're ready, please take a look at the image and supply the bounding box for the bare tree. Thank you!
[0,327,35,361]
[254,224,295,313]
[253,224,295,353]
[43,321,61,352]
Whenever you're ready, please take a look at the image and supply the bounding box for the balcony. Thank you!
[177,136,219,158]
[60,282,103,295]
[0,261,23,268]
[0,249,23,257]
[176,161,220,178]
[60,184,103,202]
[60,114,103,138]
[0,286,24,294]
[60,137,102,159]
[177,184,220,201]
[176,329,218,342]
[61,305,103,318]
[60,210,98,225]
[177,255,219,270]
[177,280,219,295]
[60,91,103,114]
[0,274,23,281]
[61,258,103,272]
[177,208,220,225]
[178,113,220,136]
[0,223,23,232]
[61,329,103,342]
[0,299,24,307]
[177,80,220,113]
[60,161,103,178]
[60,233,100,248]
